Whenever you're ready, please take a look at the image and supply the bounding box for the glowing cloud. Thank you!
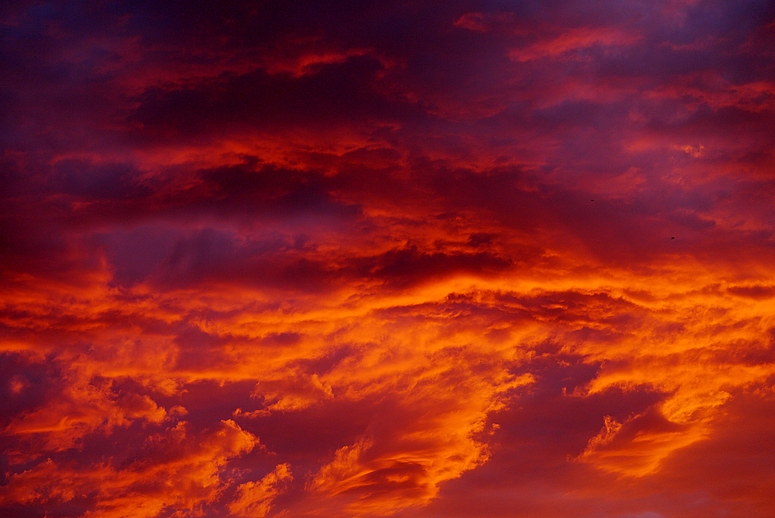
[2,1,775,517]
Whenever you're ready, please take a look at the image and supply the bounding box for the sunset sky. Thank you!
[2,1,775,516]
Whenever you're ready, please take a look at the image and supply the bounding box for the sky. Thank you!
[1,1,775,516]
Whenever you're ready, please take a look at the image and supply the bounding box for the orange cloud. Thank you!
[1,420,260,516]
[2,1,775,516]
[229,463,293,517]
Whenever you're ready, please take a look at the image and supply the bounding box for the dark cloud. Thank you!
[0,352,61,429]
[129,56,427,142]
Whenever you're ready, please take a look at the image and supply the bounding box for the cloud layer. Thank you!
[2,1,775,516]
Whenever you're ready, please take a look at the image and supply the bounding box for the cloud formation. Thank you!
[2,0,775,516]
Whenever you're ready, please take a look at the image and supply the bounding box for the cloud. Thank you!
[128,55,425,143]
[228,463,293,518]
[509,27,642,62]
[1,419,260,516]
[2,0,775,516]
